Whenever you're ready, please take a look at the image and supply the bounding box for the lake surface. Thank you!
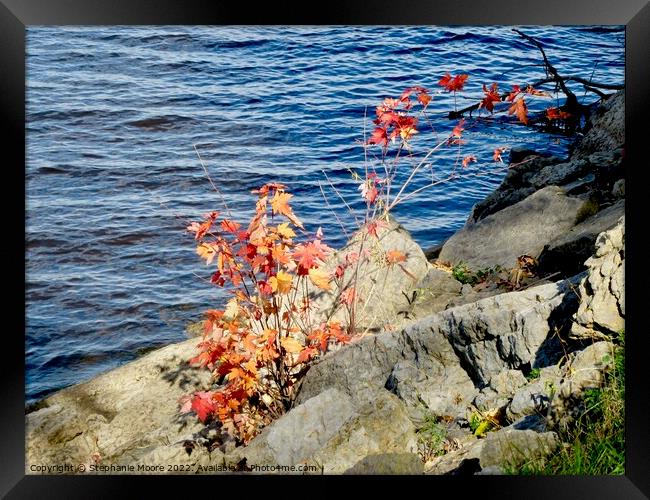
[25,25,624,403]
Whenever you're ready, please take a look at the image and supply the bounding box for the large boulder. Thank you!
[438,186,589,270]
[571,90,624,158]
[310,217,430,332]
[435,277,581,387]
[467,154,561,223]
[571,217,625,339]
[424,428,558,475]
[296,312,478,421]
[548,341,616,428]
[25,338,213,474]
[230,389,418,474]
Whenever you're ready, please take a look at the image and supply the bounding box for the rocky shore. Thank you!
[26,90,625,475]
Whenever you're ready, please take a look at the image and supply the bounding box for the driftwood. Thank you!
[448,29,624,130]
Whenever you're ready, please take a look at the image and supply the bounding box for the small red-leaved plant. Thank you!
[181,183,355,443]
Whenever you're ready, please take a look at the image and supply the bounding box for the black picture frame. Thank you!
[2,0,648,497]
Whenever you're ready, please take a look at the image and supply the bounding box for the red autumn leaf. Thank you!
[462,155,477,168]
[493,147,508,162]
[292,240,330,272]
[438,73,469,92]
[506,85,521,102]
[479,83,501,113]
[452,119,465,139]
[359,178,380,204]
[368,126,389,147]
[191,391,216,423]
[417,92,432,107]
[546,107,572,121]
[508,97,528,125]
[210,271,226,286]
[375,110,399,126]
[220,219,241,233]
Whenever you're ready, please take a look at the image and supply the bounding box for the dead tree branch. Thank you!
[447,30,623,123]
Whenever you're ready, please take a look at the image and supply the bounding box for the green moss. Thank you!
[451,262,502,286]
[526,368,541,381]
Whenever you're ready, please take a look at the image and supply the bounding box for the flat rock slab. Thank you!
[231,389,417,474]
[439,186,588,270]
[26,338,212,473]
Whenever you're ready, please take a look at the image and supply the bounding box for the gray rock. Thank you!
[510,414,548,432]
[537,199,624,277]
[231,388,357,468]
[424,438,484,474]
[309,218,430,332]
[572,91,624,158]
[424,428,558,474]
[437,278,581,387]
[506,380,553,422]
[571,217,625,339]
[473,388,509,412]
[439,186,590,270]
[529,159,589,189]
[612,179,625,198]
[562,173,596,195]
[405,267,463,319]
[489,369,528,397]
[344,453,424,475]
[467,155,562,223]
[548,341,616,428]
[298,314,478,420]
[309,391,419,474]
[26,338,213,474]
[509,147,550,164]
[478,429,558,469]
[474,369,528,413]
[299,275,580,426]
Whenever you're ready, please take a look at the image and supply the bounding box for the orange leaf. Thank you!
[462,155,477,168]
[308,267,332,291]
[452,119,465,138]
[493,147,508,163]
[417,92,432,107]
[479,83,501,113]
[271,191,304,229]
[276,222,296,239]
[386,249,407,265]
[296,346,319,364]
[281,336,304,354]
[196,243,217,265]
[269,270,293,294]
[508,97,528,125]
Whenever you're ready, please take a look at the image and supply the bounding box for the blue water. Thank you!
[25,26,624,403]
